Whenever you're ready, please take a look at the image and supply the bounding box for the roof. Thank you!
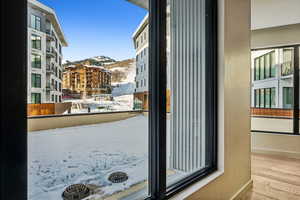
[28,0,68,46]
[132,14,149,40]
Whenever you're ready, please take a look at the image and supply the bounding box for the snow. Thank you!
[64,95,134,114]
[28,115,187,200]
[112,83,135,97]
[28,115,149,200]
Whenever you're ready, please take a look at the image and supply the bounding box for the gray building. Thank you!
[27,0,68,103]
[251,48,295,109]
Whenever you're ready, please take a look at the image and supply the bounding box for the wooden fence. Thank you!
[28,102,72,116]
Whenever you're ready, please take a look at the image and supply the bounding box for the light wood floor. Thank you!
[244,153,300,200]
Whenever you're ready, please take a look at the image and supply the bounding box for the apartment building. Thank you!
[132,15,149,109]
[132,14,171,111]
[251,47,295,109]
[27,0,68,104]
[62,62,112,98]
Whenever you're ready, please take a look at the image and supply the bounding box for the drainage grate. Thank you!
[108,172,128,183]
[62,184,90,200]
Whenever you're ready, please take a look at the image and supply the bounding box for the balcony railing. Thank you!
[46,29,55,41]
[46,64,55,74]
[46,47,55,58]
[46,84,55,91]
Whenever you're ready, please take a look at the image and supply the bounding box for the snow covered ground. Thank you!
[28,115,149,200]
[64,95,134,114]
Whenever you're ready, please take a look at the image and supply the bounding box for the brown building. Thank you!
[63,62,111,98]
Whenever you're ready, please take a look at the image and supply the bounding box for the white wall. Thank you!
[251,0,300,30]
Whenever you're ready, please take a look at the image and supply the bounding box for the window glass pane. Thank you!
[265,54,270,78]
[167,0,213,186]
[255,58,260,80]
[265,88,270,108]
[271,88,276,108]
[282,48,293,76]
[27,1,149,200]
[271,51,276,77]
[283,87,293,109]
[260,89,265,108]
[260,56,265,80]
[255,90,260,108]
[31,15,35,29]
[251,48,294,134]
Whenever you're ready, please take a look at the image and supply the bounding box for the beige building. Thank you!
[63,62,112,98]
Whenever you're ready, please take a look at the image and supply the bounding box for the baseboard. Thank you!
[252,147,300,159]
[230,179,253,200]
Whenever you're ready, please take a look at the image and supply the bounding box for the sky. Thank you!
[38,0,147,61]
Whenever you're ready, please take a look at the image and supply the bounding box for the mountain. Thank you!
[64,56,116,68]
[105,59,136,84]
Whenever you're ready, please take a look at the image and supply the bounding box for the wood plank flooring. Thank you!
[244,153,300,200]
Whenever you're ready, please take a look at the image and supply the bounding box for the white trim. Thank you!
[132,14,149,39]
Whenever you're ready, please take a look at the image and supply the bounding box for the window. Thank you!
[55,95,58,103]
[59,82,62,92]
[136,81,139,88]
[260,89,265,108]
[31,54,41,68]
[283,87,293,109]
[255,89,260,108]
[51,94,54,102]
[254,87,276,108]
[271,88,276,108]
[3,1,219,199]
[31,93,41,104]
[59,44,62,54]
[271,51,276,77]
[59,95,62,102]
[31,73,41,88]
[255,58,260,80]
[282,48,293,76]
[31,34,41,50]
[31,15,41,31]
[260,56,265,80]
[254,51,276,81]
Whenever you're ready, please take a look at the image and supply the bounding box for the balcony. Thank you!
[46,29,55,41]
[46,64,54,74]
[46,47,55,58]
[46,84,55,91]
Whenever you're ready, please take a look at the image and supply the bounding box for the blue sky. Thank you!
[38,0,147,61]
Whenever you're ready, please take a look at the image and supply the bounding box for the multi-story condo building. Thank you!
[251,48,295,109]
[27,0,68,104]
[132,15,149,109]
[132,14,171,110]
[62,62,112,98]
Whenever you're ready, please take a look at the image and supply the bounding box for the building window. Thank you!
[59,82,62,92]
[55,95,58,103]
[254,87,276,108]
[31,54,41,68]
[31,73,41,88]
[59,44,62,54]
[255,89,260,108]
[282,48,293,76]
[136,81,139,88]
[59,95,62,102]
[31,15,41,31]
[31,93,41,104]
[254,51,276,81]
[283,87,293,109]
[31,34,41,50]
[51,94,54,102]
